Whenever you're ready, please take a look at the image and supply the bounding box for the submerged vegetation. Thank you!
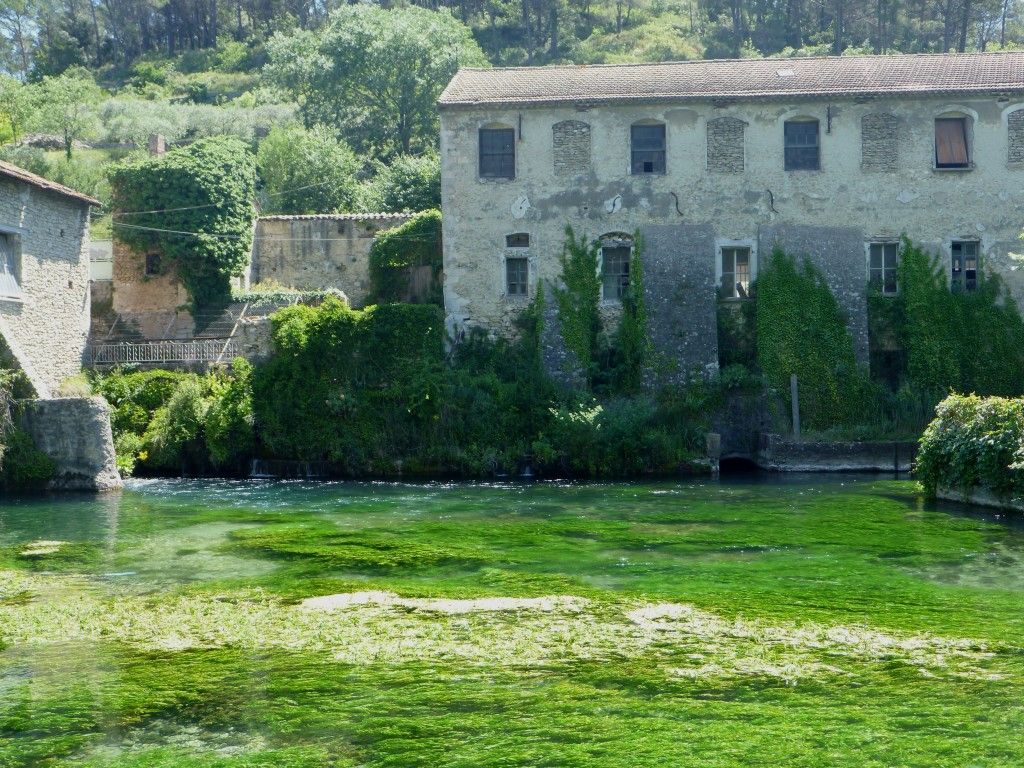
[2,477,1024,765]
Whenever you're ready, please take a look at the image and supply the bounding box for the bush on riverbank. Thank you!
[916,393,1024,500]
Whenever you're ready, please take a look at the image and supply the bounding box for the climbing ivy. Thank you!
[109,136,256,309]
[613,232,650,394]
[755,248,873,431]
[368,210,443,305]
[553,226,602,381]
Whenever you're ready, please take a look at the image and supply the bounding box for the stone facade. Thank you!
[440,78,1024,376]
[706,117,745,173]
[861,112,899,172]
[18,396,121,490]
[0,172,94,397]
[111,239,194,338]
[250,214,412,308]
[552,120,592,178]
[1009,108,1024,165]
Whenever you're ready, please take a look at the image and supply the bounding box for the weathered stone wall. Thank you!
[18,396,121,490]
[1008,108,1024,165]
[111,239,193,337]
[861,112,899,172]
[440,95,1024,376]
[250,215,411,308]
[0,177,91,397]
[706,117,745,173]
[758,433,917,472]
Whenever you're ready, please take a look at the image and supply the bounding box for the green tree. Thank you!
[363,152,441,213]
[28,66,102,158]
[0,74,32,142]
[256,124,361,215]
[109,136,256,308]
[267,5,488,157]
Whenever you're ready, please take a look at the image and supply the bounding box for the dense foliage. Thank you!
[368,210,443,304]
[267,5,488,157]
[109,136,256,308]
[553,227,602,380]
[256,124,361,215]
[755,249,873,431]
[916,393,1024,500]
[895,239,1024,396]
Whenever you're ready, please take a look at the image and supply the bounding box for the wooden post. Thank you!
[790,374,800,439]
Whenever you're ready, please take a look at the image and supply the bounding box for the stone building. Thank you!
[438,52,1024,378]
[0,160,98,396]
[250,213,412,307]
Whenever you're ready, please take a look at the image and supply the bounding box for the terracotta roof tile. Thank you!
[0,159,100,206]
[439,52,1024,108]
[257,213,414,222]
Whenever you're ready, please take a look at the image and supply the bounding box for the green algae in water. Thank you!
[2,476,1024,766]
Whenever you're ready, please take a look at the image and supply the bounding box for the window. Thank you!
[506,233,530,248]
[602,245,631,300]
[144,253,161,277]
[506,256,528,297]
[631,123,666,174]
[869,242,899,296]
[0,233,20,298]
[720,247,752,299]
[935,117,970,169]
[784,120,820,170]
[479,127,515,179]
[951,240,980,292]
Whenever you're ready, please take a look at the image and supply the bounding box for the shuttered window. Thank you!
[0,234,21,298]
[602,246,631,300]
[479,128,515,179]
[935,118,970,168]
[721,247,752,299]
[631,123,666,174]
[869,242,899,296]
[784,120,820,170]
[951,240,979,292]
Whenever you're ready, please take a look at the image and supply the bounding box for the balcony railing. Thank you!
[87,337,239,366]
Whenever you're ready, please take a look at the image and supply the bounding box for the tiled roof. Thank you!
[0,159,100,206]
[439,52,1024,108]
[258,212,414,222]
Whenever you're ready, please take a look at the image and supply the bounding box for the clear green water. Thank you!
[1,476,1023,766]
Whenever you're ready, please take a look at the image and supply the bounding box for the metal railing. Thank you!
[87,337,239,366]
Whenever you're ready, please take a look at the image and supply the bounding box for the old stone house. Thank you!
[438,52,1024,377]
[0,160,98,396]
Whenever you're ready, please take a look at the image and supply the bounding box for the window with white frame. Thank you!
[951,240,980,292]
[505,256,528,297]
[601,244,631,300]
[868,242,899,296]
[0,233,21,298]
[720,246,752,299]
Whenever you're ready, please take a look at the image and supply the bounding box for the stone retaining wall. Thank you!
[757,433,917,472]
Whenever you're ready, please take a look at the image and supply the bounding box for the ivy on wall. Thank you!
[110,136,256,309]
[755,248,872,431]
[368,209,443,305]
[553,226,602,381]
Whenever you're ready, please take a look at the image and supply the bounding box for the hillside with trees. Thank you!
[2,0,1024,226]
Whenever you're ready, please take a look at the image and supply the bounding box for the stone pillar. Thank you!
[148,134,167,156]
[18,397,122,491]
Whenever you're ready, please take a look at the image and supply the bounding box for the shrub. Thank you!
[363,152,441,213]
[916,394,1024,500]
[206,360,255,469]
[553,227,602,381]
[142,377,211,472]
[257,124,361,215]
[0,429,55,491]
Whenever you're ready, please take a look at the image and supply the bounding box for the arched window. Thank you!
[934,112,972,169]
[600,233,633,300]
[630,121,666,175]
[479,123,515,179]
